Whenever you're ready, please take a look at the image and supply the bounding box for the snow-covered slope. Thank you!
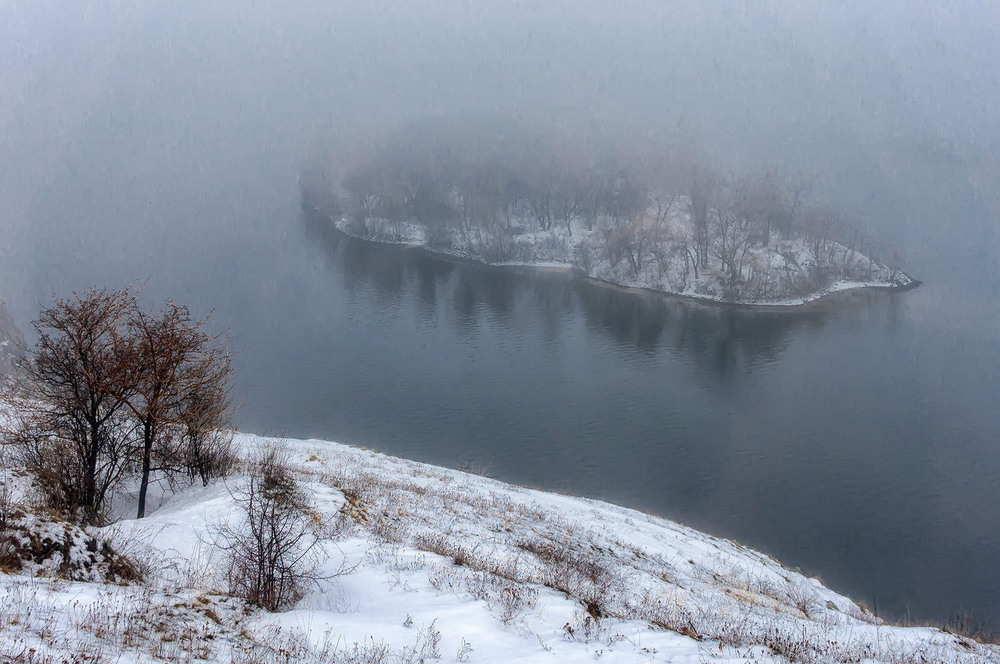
[1,433,993,663]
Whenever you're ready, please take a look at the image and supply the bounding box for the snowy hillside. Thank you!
[1,433,994,663]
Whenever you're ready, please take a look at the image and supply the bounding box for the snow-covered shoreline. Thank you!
[320,210,918,309]
[2,431,993,663]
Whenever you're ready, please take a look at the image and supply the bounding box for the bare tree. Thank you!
[13,287,137,523]
[553,168,582,236]
[688,165,716,266]
[10,287,234,523]
[342,168,383,236]
[782,175,814,237]
[801,205,841,263]
[123,302,232,518]
[211,446,329,611]
[525,163,556,231]
[712,178,757,298]
[603,168,646,228]
[884,244,906,283]
[651,189,677,228]
[739,170,785,246]
[623,223,655,280]
[647,224,684,288]
[575,168,606,232]
[177,372,235,487]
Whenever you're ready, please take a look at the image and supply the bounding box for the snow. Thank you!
[1,433,994,663]
[326,202,915,307]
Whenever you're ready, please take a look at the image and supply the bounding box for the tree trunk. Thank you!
[137,417,154,518]
[84,417,101,521]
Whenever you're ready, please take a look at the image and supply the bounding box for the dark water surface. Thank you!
[212,212,997,629]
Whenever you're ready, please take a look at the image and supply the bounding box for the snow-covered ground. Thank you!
[325,203,914,307]
[1,433,993,664]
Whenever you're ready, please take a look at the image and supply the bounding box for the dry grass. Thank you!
[2,438,997,664]
[301,445,999,664]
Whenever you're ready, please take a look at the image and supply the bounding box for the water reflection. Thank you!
[303,208,863,378]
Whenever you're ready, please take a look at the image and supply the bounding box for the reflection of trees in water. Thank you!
[304,210,889,375]
[561,281,840,377]
[529,277,574,344]
[451,266,517,325]
[570,285,894,377]
[571,285,668,355]
[570,284,799,375]
[303,208,453,308]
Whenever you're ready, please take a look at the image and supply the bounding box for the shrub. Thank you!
[211,446,328,611]
[946,613,1000,646]
[471,225,523,264]
[176,382,237,487]
[783,580,820,617]
[424,219,454,249]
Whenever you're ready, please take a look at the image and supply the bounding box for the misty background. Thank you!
[2,0,1000,627]
[3,0,999,322]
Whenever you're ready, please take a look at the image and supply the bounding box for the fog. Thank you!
[3,0,1000,628]
[3,1,1000,324]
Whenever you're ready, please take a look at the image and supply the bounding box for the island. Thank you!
[302,118,917,306]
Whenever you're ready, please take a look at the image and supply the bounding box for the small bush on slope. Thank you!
[210,446,329,612]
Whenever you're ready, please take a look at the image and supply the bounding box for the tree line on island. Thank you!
[303,117,907,302]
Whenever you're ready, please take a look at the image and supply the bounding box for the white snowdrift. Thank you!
[0,433,992,664]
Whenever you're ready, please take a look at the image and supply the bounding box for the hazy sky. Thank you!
[2,1,999,321]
